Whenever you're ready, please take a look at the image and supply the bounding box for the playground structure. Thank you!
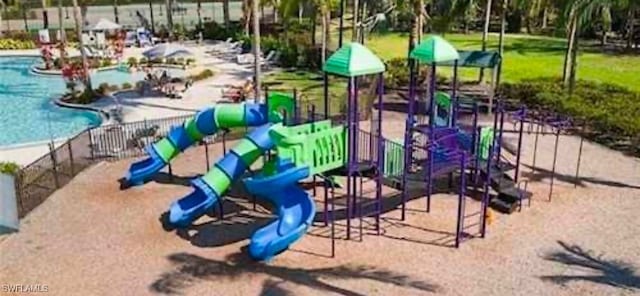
[122,36,589,261]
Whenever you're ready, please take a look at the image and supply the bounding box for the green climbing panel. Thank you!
[267,92,296,124]
[478,127,494,161]
[269,120,347,176]
[383,139,405,178]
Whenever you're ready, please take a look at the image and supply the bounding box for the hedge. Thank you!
[499,78,640,154]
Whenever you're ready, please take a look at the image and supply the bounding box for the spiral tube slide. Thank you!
[168,124,275,226]
[124,103,270,186]
[243,158,315,261]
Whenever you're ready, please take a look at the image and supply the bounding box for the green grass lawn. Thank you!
[262,32,640,113]
[365,32,640,91]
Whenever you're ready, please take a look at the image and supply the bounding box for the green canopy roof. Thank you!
[410,35,460,63]
[438,50,501,69]
[323,42,386,77]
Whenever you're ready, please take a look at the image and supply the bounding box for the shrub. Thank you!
[122,82,133,90]
[191,69,214,81]
[108,84,120,92]
[140,57,148,64]
[499,78,640,151]
[0,162,20,176]
[127,57,138,67]
[75,89,99,104]
[384,58,449,89]
[0,38,37,50]
[150,57,163,64]
[166,57,176,65]
[186,58,195,65]
[101,59,113,67]
[201,21,242,41]
[96,83,110,95]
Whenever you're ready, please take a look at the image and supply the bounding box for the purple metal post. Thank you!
[425,62,437,213]
[204,141,210,171]
[480,144,493,238]
[376,73,384,235]
[351,77,360,216]
[497,102,506,163]
[455,153,467,248]
[531,121,541,173]
[451,60,459,127]
[401,58,418,221]
[331,182,336,257]
[345,77,355,240]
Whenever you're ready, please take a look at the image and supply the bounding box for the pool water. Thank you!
[0,56,181,146]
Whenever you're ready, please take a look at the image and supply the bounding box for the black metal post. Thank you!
[149,0,156,34]
[204,140,210,171]
[68,140,75,175]
[338,0,345,47]
[49,143,60,188]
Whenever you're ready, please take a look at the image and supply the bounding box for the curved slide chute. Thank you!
[243,158,315,260]
[168,124,275,226]
[124,103,271,186]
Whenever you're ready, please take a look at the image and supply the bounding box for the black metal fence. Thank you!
[12,114,249,218]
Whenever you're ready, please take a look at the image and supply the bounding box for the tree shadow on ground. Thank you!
[150,251,442,295]
[540,241,640,291]
[521,164,640,190]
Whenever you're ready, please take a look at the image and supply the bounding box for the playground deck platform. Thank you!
[1,113,639,296]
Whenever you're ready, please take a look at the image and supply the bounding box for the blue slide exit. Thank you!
[243,158,316,261]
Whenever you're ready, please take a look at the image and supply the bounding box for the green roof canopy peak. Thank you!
[323,42,386,77]
[410,35,460,64]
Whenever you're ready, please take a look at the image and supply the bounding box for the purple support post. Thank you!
[345,77,355,240]
[376,73,384,235]
[331,183,336,257]
[531,121,541,174]
[514,107,525,183]
[311,104,317,197]
[351,78,360,217]
[455,153,467,248]
[428,63,437,128]
[549,127,560,201]
[497,103,506,164]
[401,59,418,221]
[264,86,269,108]
[471,104,480,183]
[451,60,459,127]
[425,62,437,213]
[480,144,493,238]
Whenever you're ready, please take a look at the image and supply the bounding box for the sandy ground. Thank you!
[0,111,639,296]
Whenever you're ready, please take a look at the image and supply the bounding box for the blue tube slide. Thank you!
[124,103,269,186]
[168,124,275,227]
[243,158,316,261]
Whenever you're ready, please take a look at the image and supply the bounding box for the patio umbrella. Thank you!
[142,43,193,59]
[90,18,122,31]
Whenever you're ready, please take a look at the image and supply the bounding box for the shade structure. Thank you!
[143,43,193,59]
[323,42,385,77]
[410,35,460,64]
[90,18,122,31]
[438,50,501,69]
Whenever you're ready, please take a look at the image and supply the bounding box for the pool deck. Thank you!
[0,42,257,165]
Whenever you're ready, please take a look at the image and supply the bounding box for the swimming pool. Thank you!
[0,56,181,146]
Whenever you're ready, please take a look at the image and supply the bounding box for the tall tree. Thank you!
[42,0,49,28]
[252,0,262,101]
[113,0,119,23]
[72,0,92,90]
[166,0,174,39]
[352,0,358,41]
[223,0,230,26]
[480,0,493,81]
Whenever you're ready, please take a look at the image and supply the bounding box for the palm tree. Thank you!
[113,0,120,23]
[560,0,615,92]
[480,0,493,81]
[42,0,49,28]
[252,0,262,101]
[409,0,425,51]
[72,0,92,90]
[166,0,174,39]
[352,0,358,41]
[223,0,230,26]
